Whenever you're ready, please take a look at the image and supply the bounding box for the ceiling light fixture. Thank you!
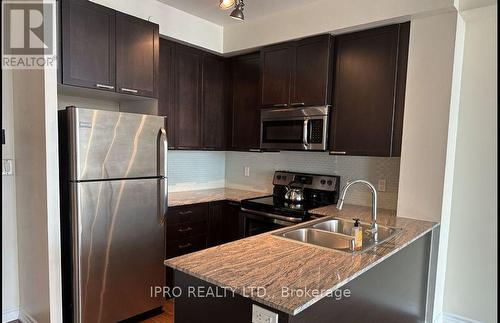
[229,0,245,21]
[219,0,235,10]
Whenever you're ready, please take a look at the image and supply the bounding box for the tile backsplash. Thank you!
[225,151,401,210]
[166,150,401,210]
[167,151,226,192]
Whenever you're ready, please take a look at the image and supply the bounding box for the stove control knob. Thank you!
[327,180,333,186]
[320,179,326,185]
[276,175,282,180]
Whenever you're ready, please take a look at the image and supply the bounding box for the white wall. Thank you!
[2,71,20,322]
[222,0,454,53]
[90,0,223,53]
[443,5,497,322]
[226,152,401,210]
[396,13,458,222]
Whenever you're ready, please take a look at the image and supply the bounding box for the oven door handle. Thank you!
[303,118,309,148]
[241,208,303,224]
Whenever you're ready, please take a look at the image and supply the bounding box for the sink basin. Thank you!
[282,228,354,252]
[276,217,401,253]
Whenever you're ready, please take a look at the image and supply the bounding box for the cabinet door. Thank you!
[208,201,240,247]
[158,39,176,149]
[259,44,293,107]
[330,25,401,156]
[116,13,159,98]
[175,45,203,149]
[202,54,226,150]
[230,54,261,150]
[61,0,116,91]
[291,35,334,107]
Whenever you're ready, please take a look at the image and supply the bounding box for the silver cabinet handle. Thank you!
[178,227,193,233]
[272,103,288,108]
[290,102,305,107]
[178,243,192,249]
[248,149,262,152]
[96,84,114,90]
[330,151,347,155]
[178,210,193,216]
[120,88,138,94]
[303,118,309,147]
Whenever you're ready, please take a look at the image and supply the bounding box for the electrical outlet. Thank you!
[2,159,13,176]
[252,304,278,323]
[244,166,250,177]
[378,179,386,192]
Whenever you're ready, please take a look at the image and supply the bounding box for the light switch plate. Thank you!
[244,166,250,177]
[252,304,278,323]
[2,159,13,176]
[378,179,386,192]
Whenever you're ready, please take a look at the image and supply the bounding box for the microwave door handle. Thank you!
[158,127,168,224]
[303,119,309,148]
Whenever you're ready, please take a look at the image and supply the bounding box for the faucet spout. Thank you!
[336,180,378,234]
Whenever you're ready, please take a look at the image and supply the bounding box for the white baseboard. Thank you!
[18,309,37,323]
[442,312,482,323]
[2,308,19,323]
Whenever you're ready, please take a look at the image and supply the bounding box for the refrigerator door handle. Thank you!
[158,127,168,224]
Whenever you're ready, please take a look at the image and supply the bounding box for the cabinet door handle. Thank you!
[96,84,114,90]
[178,227,193,233]
[178,243,192,249]
[248,149,262,152]
[329,151,347,155]
[272,104,288,108]
[290,102,305,107]
[178,210,193,216]
[120,87,138,94]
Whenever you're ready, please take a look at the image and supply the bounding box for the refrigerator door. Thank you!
[71,178,165,323]
[68,107,167,181]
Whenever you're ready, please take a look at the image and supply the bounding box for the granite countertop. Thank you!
[168,188,268,207]
[164,204,439,315]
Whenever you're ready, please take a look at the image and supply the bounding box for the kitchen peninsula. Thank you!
[165,205,439,323]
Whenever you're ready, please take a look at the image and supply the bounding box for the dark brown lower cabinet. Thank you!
[165,201,241,289]
[207,201,241,247]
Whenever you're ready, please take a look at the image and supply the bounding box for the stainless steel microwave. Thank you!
[260,106,330,151]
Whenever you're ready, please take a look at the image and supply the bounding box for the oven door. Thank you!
[239,209,298,238]
[260,107,329,151]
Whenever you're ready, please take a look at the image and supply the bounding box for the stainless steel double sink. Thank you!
[274,218,401,253]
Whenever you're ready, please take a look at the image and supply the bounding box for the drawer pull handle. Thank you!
[178,211,193,215]
[96,83,114,90]
[120,87,138,94]
[329,151,347,155]
[290,102,305,107]
[272,103,288,108]
[178,243,192,249]
[178,227,193,233]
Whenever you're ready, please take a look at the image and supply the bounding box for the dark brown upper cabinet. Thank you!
[61,0,116,91]
[175,45,203,149]
[201,54,226,150]
[158,39,176,149]
[259,35,334,108]
[229,53,261,150]
[60,0,159,98]
[116,13,159,98]
[329,23,410,157]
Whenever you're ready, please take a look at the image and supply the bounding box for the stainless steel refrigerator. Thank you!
[59,107,167,323]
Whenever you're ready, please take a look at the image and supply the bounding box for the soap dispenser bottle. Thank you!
[352,218,363,251]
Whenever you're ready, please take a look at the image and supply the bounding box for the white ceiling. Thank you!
[157,0,317,26]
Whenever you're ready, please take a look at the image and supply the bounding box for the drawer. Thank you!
[167,203,209,224]
[166,220,207,241]
[166,234,207,259]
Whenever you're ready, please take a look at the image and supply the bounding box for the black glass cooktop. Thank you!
[241,195,332,219]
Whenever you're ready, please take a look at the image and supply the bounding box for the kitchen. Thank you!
[1,0,497,323]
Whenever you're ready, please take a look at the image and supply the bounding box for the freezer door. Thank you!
[71,178,165,323]
[68,107,167,181]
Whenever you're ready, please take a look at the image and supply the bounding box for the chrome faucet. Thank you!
[336,180,378,234]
